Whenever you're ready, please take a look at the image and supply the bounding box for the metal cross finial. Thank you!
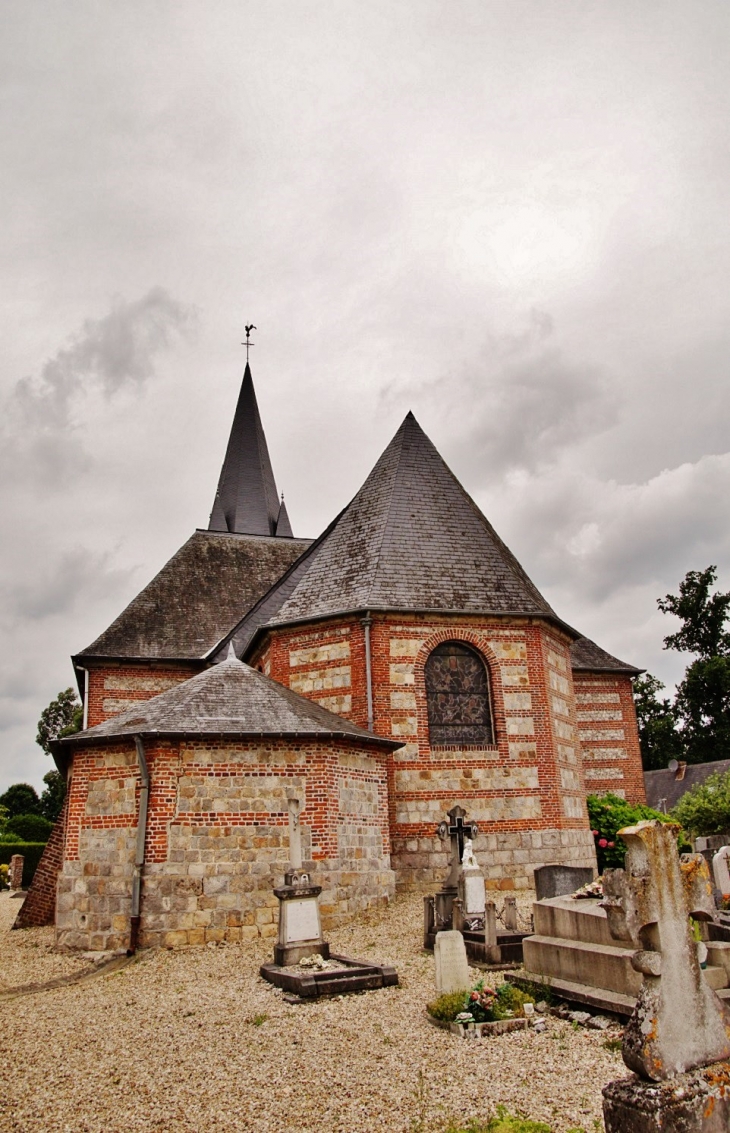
[243,324,257,363]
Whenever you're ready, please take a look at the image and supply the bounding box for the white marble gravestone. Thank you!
[712,846,730,898]
[434,930,470,995]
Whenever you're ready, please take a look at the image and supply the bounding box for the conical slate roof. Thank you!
[209,364,284,537]
[61,655,398,747]
[262,412,563,627]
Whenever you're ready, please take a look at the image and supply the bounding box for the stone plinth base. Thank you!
[603,1065,730,1132]
[274,940,329,967]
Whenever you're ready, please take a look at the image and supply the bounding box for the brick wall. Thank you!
[56,735,393,952]
[574,673,646,804]
[251,612,598,891]
[84,661,201,728]
[14,794,69,928]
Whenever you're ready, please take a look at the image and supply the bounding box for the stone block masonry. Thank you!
[573,674,646,804]
[250,612,598,892]
[56,736,394,952]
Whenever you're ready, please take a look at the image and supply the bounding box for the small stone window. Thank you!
[425,641,494,746]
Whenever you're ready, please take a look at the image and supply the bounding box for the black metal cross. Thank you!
[437,805,479,886]
[242,323,256,363]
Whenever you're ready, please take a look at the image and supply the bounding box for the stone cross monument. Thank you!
[272,791,328,967]
[602,819,730,1131]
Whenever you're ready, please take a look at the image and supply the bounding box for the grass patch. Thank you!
[246,1013,268,1026]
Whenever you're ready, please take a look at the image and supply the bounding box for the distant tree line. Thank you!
[0,687,81,843]
[634,566,730,770]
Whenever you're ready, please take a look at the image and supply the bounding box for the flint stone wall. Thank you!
[56,736,394,952]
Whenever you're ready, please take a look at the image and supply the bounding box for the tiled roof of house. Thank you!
[59,656,399,747]
[217,412,573,656]
[644,759,730,812]
[208,363,284,537]
[570,636,642,675]
[76,530,311,661]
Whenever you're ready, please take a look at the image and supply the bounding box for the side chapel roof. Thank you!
[76,531,311,661]
[569,636,642,675]
[59,655,399,748]
[217,411,574,657]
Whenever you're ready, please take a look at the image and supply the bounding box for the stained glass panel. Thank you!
[425,642,493,745]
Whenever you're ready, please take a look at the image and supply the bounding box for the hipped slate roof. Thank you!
[59,656,399,747]
[76,531,310,661]
[208,364,285,537]
[228,412,568,642]
[570,636,642,675]
[644,759,730,812]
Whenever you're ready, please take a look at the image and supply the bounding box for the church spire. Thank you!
[208,363,287,537]
[275,494,293,538]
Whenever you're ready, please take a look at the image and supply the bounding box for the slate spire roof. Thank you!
[219,411,570,656]
[59,655,399,748]
[208,363,288,537]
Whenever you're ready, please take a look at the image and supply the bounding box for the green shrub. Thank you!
[0,843,47,887]
[4,813,53,842]
[426,990,468,1022]
[587,792,684,870]
[485,1107,552,1132]
[672,770,730,837]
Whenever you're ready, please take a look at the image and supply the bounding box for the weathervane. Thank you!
[243,323,256,363]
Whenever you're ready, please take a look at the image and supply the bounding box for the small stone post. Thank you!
[503,895,518,931]
[9,854,24,891]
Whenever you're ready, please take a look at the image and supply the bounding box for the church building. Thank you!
[23,362,646,951]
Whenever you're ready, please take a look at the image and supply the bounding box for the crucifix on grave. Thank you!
[272,790,329,967]
[438,805,479,889]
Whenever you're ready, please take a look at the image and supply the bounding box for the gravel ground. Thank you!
[0,890,623,1132]
[0,894,88,991]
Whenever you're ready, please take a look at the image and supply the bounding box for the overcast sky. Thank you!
[2,1,730,793]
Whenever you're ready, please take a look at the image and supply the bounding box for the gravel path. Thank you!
[0,890,622,1132]
[0,893,88,992]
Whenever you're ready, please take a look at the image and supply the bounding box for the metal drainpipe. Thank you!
[128,735,149,955]
[362,612,374,732]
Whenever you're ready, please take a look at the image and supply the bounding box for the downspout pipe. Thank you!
[362,612,374,732]
[128,734,149,954]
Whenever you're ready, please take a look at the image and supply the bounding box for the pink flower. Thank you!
[598,838,608,848]
[591,830,599,837]
[607,842,615,849]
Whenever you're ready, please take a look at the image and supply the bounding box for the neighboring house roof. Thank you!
[208,363,287,537]
[644,759,730,812]
[570,636,642,675]
[218,412,577,654]
[58,656,400,748]
[75,530,311,661]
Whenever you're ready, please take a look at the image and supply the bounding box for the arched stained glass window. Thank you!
[425,642,494,746]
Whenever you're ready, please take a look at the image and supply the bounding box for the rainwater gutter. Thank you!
[362,612,374,732]
[128,734,149,955]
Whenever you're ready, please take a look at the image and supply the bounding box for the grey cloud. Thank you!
[12,287,197,430]
[4,548,135,623]
[382,311,620,479]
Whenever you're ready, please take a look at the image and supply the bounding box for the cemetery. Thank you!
[6,803,730,1131]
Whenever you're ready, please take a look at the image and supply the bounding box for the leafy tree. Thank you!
[587,793,682,871]
[39,770,66,823]
[632,673,685,770]
[660,567,730,764]
[0,783,41,819]
[36,688,82,754]
[658,566,730,658]
[672,769,730,837]
[4,813,53,842]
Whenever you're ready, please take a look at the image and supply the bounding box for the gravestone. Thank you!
[712,846,730,900]
[533,864,594,901]
[602,819,730,1132]
[434,929,470,995]
[9,854,23,890]
[273,793,328,967]
[503,895,518,932]
[457,838,486,929]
